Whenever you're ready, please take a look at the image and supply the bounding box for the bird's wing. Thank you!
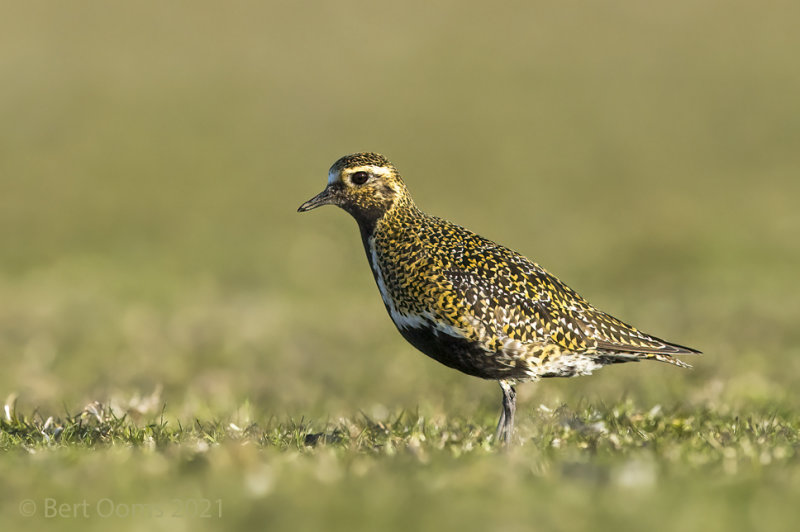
[440,237,699,358]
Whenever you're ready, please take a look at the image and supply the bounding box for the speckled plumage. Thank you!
[299,152,700,443]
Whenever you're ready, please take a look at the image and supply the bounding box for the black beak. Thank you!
[298,186,336,212]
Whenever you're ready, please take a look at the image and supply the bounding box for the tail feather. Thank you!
[597,351,695,369]
[649,353,693,369]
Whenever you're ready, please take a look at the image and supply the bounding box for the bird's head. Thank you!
[298,152,412,227]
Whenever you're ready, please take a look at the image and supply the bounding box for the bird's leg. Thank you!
[494,380,517,445]
[495,405,506,440]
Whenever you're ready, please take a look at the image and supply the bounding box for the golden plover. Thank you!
[298,152,699,444]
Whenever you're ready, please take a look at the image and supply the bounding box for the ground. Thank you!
[1,1,799,531]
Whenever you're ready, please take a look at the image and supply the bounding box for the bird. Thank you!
[298,152,700,444]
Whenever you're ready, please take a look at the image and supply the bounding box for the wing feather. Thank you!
[439,233,700,358]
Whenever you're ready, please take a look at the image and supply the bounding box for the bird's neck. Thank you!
[357,199,425,271]
[354,194,422,242]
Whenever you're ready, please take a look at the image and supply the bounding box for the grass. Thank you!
[2,0,800,530]
[2,398,799,531]
[4,397,799,464]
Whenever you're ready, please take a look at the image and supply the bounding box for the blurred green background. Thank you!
[1,0,799,531]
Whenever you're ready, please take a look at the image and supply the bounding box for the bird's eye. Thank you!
[351,171,369,185]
